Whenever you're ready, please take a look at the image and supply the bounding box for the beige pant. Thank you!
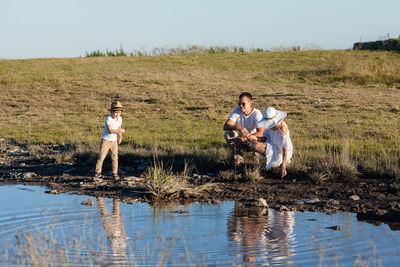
[95,140,118,175]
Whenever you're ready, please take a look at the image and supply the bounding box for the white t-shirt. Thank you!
[228,107,263,135]
[102,115,122,141]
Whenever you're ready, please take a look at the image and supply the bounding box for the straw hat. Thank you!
[110,101,123,111]
[257,107,287,129]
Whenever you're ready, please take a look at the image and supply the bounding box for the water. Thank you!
[0,184,399,266]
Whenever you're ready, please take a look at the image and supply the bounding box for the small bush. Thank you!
[244,166,263,183]
[219,169,235,180]
[325,142,358,182]
[309,171,328,185]
[142,158,190,199]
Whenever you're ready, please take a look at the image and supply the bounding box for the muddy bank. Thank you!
[1,138,399,230]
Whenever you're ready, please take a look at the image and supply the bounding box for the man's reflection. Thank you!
[96,197,128,265]
[227,201,296,265]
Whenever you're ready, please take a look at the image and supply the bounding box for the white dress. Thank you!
[263,122,293,170]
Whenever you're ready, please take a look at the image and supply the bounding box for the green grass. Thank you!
[1,49,399,179]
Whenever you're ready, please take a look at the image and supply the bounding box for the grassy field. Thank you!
[1,50,399,179]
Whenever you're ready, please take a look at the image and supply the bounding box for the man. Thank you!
[223,92,264,167]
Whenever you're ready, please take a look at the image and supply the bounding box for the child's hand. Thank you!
[280,164,287,178]
[120,128,126,134]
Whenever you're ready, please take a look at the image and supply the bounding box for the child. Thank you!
[249,107,293,178]
[94,101,126,181]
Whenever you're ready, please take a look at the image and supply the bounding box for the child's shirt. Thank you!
[102,114,122,141]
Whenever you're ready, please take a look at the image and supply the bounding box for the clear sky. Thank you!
[1,0,399,59]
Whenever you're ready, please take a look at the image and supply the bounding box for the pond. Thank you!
[0,184,399,266]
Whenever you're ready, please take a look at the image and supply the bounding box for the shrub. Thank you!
[142,158,191,199]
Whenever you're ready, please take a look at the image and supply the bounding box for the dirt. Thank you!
[1,138,399,230]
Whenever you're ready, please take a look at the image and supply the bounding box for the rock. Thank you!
[127,199,139,205]
[171,210,188,214]
[123,176,141,182]
[278,205,290,211]
[327,199,340,205]
[45,189,60,194]
[73,182,85,187]
[9,172,21,179]
[22,172,36,179]
[376,209,388,216]
[212,199,221,205]
[81,199,94,207]
[19,163,26,167]
[350,195,360,201]
[305,198,320,204]
[326,225,341,230]
[258,198,268,207]
[294,199,305,205]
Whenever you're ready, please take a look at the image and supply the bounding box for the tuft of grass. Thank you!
[86,45,127,57]
[218,169,236,180]
[390,182,400,192]
[243,166,263,183]
[328,142,358,182]
[309,171,328,185]
[142,158,191,199]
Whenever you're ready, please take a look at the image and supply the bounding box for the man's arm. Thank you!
[223,119,249,136]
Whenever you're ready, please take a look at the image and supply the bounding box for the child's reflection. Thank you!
[227,201,295,265]
[96,197,128,265]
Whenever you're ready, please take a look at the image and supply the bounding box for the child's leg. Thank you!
[95,141,111,174]
[110,141,119,176]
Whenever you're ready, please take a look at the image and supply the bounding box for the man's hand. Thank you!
[238,126,249,137]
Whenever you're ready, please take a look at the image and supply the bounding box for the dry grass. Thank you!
[1,49,399,180]
[219,169,236,180]
[243,166,263,183]
[8,224,203,266]
[142,158,190,198]
[309,171,329,185]
[140,158,215,199]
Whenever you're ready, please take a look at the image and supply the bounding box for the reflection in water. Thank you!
[2,184,400,266]
[96,198,129,265]
[228,201,296,265]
